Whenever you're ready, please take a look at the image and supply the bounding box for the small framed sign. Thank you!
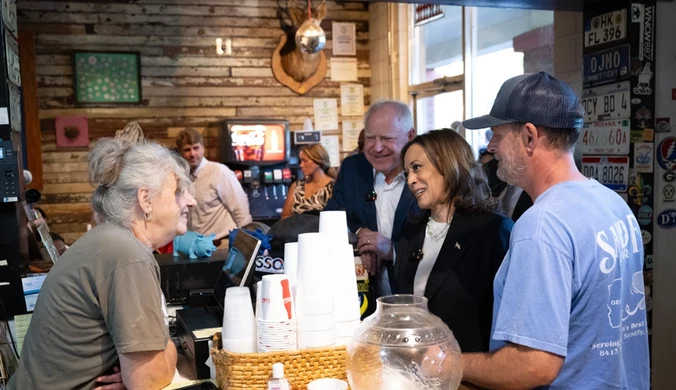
[294,130,321,145]
[72,51,142,104]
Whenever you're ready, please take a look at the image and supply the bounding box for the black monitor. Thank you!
[212,231,261,311]
[155,251,228,306]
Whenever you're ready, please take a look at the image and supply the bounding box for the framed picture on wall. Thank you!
[72,51,142,104]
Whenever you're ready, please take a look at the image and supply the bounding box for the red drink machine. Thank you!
[221,119,294,224]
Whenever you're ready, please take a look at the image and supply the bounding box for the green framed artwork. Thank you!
[72,52,142,104]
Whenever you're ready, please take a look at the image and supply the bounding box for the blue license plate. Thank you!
[583,45,630,87]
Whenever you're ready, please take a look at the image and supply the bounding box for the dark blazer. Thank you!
[393,209,513,352]
[511,191,532,222]
[324,153,421,245]
[484,158,532,222]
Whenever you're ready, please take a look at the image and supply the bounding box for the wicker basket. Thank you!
[211,332,349,390]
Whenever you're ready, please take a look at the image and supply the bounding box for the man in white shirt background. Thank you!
[176,128,252,248]
[325,100,420,297]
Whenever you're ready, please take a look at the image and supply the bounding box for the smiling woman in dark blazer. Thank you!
[393,129,513,353]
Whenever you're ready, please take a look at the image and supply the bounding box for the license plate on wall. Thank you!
[583,45,630,87]
[582,156,630,192]
[578,120,630,155]
[584,9,627,48]
[580,82,630,122]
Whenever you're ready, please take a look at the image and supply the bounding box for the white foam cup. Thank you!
[319,211,349,245]
[307,378,349,390]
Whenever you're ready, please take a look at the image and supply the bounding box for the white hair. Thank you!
[363,100,414,134]
[88,138,193,228]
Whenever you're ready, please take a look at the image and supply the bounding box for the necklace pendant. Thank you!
[426,224,448,242]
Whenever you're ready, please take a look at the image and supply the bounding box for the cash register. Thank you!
[175,231,261,379]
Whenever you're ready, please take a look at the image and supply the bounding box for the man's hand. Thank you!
[357,228,393,261]
[360,251,383,276]
[95,366,126,389]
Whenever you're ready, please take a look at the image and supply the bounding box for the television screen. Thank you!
[227,123,287,163]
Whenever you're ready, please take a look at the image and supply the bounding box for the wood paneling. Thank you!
[19,30,43,191]
[19,0,370,243]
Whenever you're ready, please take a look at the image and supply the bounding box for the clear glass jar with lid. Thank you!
[347,294,463,390]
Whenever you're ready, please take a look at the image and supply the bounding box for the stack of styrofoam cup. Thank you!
[257,274,297,352]
[331,243,362,346]
[221,287,256,353]
[319,211,361,346]
[318,211,350,244]
[296,232,336,348]
[283,242,299,299]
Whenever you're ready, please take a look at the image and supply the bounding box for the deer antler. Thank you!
[287,0,306,25]
[314,0,327,21]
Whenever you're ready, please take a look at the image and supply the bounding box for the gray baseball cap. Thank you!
[463,71,584,130]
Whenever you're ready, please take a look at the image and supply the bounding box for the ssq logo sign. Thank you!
[255,255,284,273]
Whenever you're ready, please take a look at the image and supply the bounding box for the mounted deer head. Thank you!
[272,0,328,95]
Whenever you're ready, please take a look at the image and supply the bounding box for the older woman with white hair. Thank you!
[9,137,196,390]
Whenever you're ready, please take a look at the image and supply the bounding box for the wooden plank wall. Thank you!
[17,0,371,244]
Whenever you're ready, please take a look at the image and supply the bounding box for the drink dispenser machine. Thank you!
[221,119,295,222]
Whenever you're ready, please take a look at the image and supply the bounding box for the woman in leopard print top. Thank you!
[281,144,336,218]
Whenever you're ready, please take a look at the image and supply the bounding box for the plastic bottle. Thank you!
[267,362,290,390]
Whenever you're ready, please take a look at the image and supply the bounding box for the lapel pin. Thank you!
[455,242,461,250]
[412,248,424,261]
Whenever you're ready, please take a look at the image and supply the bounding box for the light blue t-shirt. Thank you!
[491,180,649,389]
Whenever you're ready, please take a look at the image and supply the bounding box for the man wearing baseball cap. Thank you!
[460,72,649,389]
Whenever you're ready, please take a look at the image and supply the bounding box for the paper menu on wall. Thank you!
[0,107,8,125]
[330,58,358,81]
[332,22,356,55]
[321,135,341,167]
[14,313,32,355]
[342,120,362,151]
[340,84,364,116]
[313,98,338,130]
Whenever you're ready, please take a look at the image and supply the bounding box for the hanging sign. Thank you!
[578,119,630,155]
[582,155,630,192]
[581,81,630,122]
[584,9,627,48]
[583,45,630,87]
[414,5,445,27]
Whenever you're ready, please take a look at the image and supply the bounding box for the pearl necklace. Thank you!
[426,217,452,242]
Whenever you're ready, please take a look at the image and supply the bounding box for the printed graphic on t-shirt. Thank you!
[593,212,646,356]
[607,274,646,329]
